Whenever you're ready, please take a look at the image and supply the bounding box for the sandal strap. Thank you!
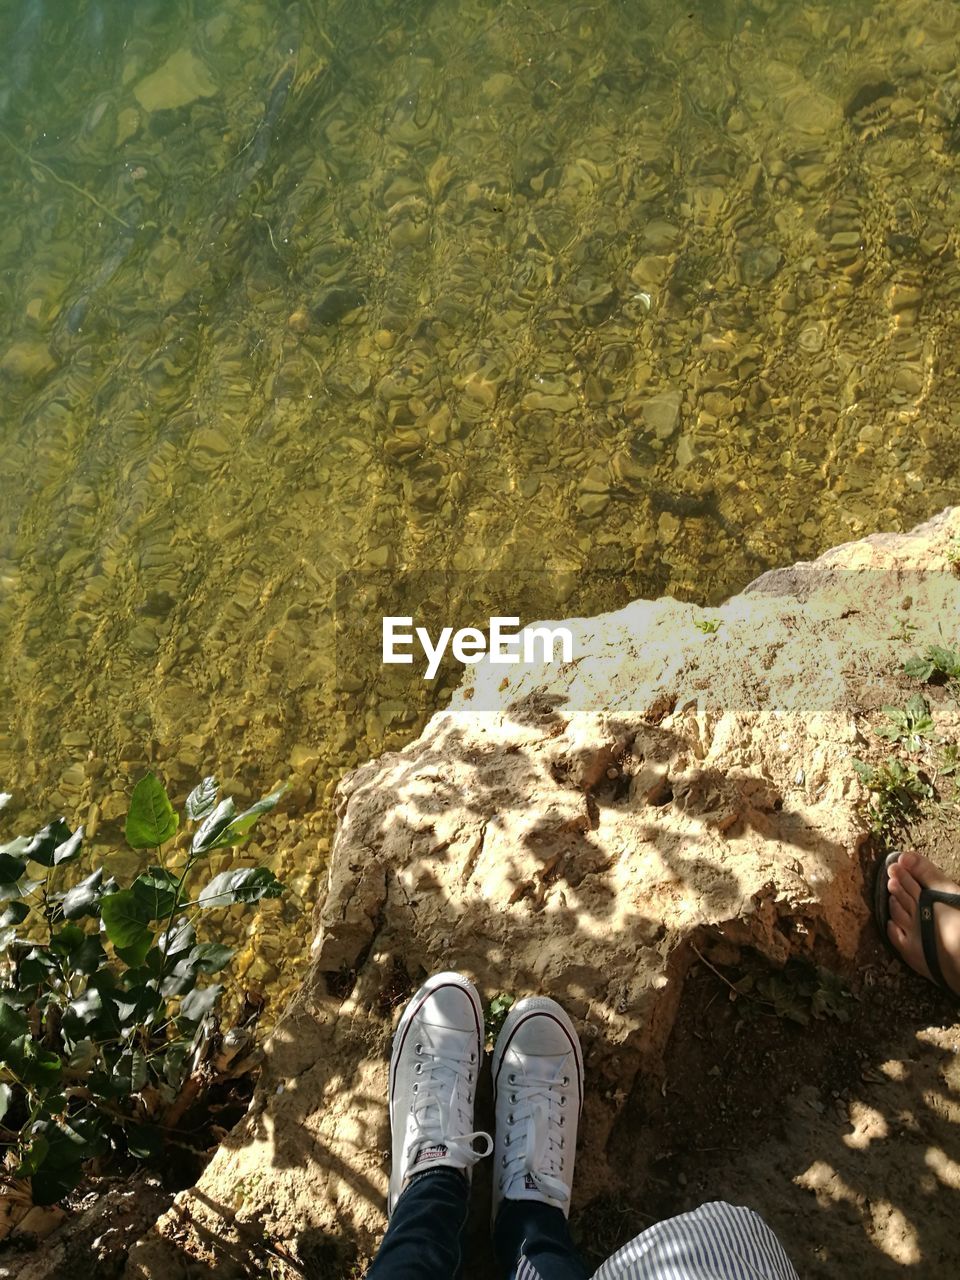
[923,888,960,908]
[917,887,960,991]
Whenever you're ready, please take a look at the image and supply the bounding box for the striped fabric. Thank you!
[516,1202,799,1280]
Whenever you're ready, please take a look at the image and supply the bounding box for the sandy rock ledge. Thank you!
[125,507,960,1277]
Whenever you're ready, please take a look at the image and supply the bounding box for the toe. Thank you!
[899,850,960,896]
[889,894,913,932]
[889,877,917,917]
[887,919,908,951]
[889,862,922,903]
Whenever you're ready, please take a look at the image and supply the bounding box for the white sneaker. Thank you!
[387,971,493,1215]
[491,996,584,1221]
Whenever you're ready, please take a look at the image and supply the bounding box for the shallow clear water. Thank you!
[1,0,959,1001]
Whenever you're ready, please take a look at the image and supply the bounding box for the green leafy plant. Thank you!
[888,618,919,644]
[0,773,285,1204]
[939,743,960,777]
[484,993,514,1046]
[693,618,721,634]
[875,694,935,750]
[852,757,933,834]
[732,959,852,1027]
[946,534,960,573]
[903,645,960,683]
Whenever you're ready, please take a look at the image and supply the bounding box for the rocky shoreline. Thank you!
[86,505,953,1278]
[3,509,957,1280]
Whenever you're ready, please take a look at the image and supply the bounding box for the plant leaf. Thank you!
[161,941,234,996]
[903,655,934,680]
[198,866,284,909]
[15,1132,50,1179]
[126,1122,162,1160]
[186,776,219,822]
[201,785,288,851]
[112,1048,149,1094]
[0,851,25,884]
[65,1039,98,1072]
[125,774,178,850]
[0,876,41,905]
[52,826,84,865]
[0,999,28,1057]
[51,923,105,975]
[61,867,104,919]
[178,982,224,1028]
[22,818,73,867]
[0,900,28,928]
[190,798,238,855]
[28,1118,101,1205]
[18,947,56,987]
[0,1010,62,1087]
[906,693,931,721]
[0,1081,10,1124]
[132,867,180,920]
[163,1040,191,1089]
[100,889,152,964]
[191,942,234,974]
[157,917,196,958]
[63,988,107,1041]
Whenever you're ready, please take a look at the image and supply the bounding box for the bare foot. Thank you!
[887,850,960,995]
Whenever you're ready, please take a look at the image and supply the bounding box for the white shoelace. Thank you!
[499,1068,570,1203]
[407,1033,493,1169]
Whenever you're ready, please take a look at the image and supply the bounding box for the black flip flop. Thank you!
[874,849,960,992]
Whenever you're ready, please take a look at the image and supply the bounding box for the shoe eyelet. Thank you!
[510,1094,517,1104]
[562,1075,569,1086]
[415,1043,422,1054]
[508,1073,516,1083]
[501,1155,507,1167]
[415,1063,422,1074]
[559,1116,565,1127]
[413,1083,419,1093]
[508,1113,514,1124]
[560,1096,567,1106]
[470,1051,476,1062]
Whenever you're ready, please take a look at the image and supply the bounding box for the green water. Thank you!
[1,0,959,1000]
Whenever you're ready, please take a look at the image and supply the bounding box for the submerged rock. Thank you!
[133,49,217,113]
[0,340,56,380]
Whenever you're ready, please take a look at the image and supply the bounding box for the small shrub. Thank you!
[693,618,721,634]
[484,993,514,1046]
[903,645,960,683]
[939,743,960,777]
[875,693,935,750]
[733,959,852,1027]
[0,773,285,1204]
[852,757,933,835]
